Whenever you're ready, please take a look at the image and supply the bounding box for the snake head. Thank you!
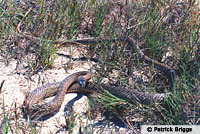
[77,76,86,87]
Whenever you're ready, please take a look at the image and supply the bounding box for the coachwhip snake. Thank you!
[23,37,175,119]
[24,71,92,118]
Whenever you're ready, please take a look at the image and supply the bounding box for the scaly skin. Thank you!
[24,71,91,118]
[23,37,175,119]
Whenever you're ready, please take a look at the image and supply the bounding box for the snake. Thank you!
[23,37,175,119]
[23,71,92,118]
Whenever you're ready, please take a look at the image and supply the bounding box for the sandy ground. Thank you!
[0,47,134,134]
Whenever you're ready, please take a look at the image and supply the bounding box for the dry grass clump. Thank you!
[0,0,200,133]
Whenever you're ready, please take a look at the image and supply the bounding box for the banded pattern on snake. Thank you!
[24,71,91,118]
[23,37,175,119]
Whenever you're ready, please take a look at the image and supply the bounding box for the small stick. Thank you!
[17,7,32,33]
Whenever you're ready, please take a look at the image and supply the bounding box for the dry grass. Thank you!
[0,0,200,133]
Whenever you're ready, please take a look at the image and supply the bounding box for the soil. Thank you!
[0,47,134,134]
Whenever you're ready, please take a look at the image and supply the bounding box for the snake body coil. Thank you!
[24,71,91,118]
[23,37,175,119]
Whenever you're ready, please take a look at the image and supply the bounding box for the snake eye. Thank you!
[77,76,86,87]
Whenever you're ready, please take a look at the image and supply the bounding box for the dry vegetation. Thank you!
[0,0,200,133]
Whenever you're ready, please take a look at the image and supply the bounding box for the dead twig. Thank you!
[17,7,32,33]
